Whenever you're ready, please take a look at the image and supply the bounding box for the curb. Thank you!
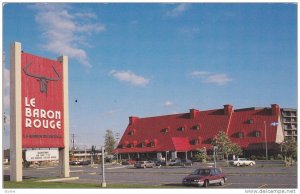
[36,177,79,182]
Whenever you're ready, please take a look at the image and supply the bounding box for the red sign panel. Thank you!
[21,52,64,148]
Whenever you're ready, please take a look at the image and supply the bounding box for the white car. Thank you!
[230,158,255,167]
[134,161,155,168]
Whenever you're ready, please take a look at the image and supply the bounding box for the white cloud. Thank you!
[191,71,211,77]
[167,3,190,17]
[101,109,121,116]
[164,100,173,107]
[109,70,150,86]
[204,74,232,85]
[33,4,106,69]
[191,71,233,85]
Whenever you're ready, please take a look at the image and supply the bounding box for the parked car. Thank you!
[169,158,193,166]
[230,158,256,167]
[169,159,180,166]
[182,167,227,187]
[121,159,137,165]
[69,161,80,165]
[154,160,166,166]
[79,160,91,165]
[134,161,155,168]
[180,159,193,166]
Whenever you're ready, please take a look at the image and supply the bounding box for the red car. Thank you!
[182,167,227,187]
[121,159,137,165]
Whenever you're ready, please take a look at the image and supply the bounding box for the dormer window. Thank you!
[255,131,261,137]
[191,139,199,145]
[128,130,135,136]
[192,124,200,130]
[141,142,146,148]
[247,119,254,124]
[237,132,244,138]
[150,139,158,147]
[129,143,134,148]
[150,142,155,147]
[161,128,169,133]
[121,144,126,148]
[178,126,185,131]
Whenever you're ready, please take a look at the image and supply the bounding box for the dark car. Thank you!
[182,167,227,187]
[151,159,166,166]
[79,160,91,165]
[180,159,193,166]
[169,158,193,166]
[169,159,181,166]
[69,161,80,165]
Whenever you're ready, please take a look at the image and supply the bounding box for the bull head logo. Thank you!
[23,62,61,94]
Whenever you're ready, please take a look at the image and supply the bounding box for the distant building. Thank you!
[281,108,297,141]
[114,104,285,160]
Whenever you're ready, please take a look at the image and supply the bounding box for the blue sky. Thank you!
[3,3,297,149]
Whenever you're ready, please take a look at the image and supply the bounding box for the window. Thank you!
[237,132,244,138]
[247,119,254,124]
[192,124,200,130]
[121,144,126,148]
[129,143,134,148]
[255,131,261,137]
[141,142,146,148]
[210,169,216,175]
[215,168,221,174]
[178,126,185,131]
[191,139,199,145]
[161,128,169,133]
[150,142,155,147]
[128,131,134,136]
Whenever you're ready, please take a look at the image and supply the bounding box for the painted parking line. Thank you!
[106,166,127,170]
[89,172,97,175]
[36,167,55,170]
[71,165,83,168]
[70,170,84,173]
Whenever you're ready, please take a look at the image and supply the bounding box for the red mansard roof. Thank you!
[114,104,283,154]
[228,107,281,149]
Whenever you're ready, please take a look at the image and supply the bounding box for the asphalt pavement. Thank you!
[3,161,298,188]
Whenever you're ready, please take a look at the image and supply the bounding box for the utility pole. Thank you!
[71,133,76,150]
[213,146,218,168]
[101,146,106,187]
[115,132,120,164]
[264,121,268,160]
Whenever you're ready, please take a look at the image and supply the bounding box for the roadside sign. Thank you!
[26,150,59,161]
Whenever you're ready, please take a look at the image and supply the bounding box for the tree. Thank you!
[194,148,207,162]
[104,129,116,154]
[212,131,242,163]
[282,138,297,165]
[212,131,232,161]
[230,143,243,157]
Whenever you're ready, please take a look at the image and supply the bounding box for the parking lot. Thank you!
[3,162,297,188]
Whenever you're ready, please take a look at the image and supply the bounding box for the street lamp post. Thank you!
[101,146,106,187]
[213,146,218,168]
[264,121,268,160]
[165,151,169,166]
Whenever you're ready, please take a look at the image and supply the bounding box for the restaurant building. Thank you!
[114,104,284,161]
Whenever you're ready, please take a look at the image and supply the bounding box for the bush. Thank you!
[250,155,256,160]
[275,154,283,160]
